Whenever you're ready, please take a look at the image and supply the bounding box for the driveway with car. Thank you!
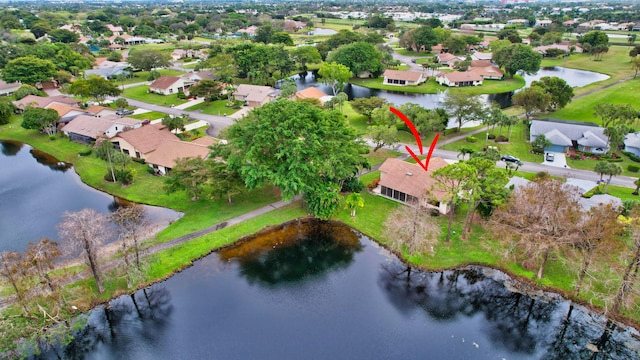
[543,152,569,168]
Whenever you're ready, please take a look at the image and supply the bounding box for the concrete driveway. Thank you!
[543,152,570,169]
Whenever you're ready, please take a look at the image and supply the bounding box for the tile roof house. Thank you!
[185,71,217,82]
[377,157,451,214]
[295,87,333,104]
[149,76,191,95]
[0,80,21,96]
[109,123,179,159]
[145,140,212,175]
[45,103,88,123]
[533,43,583,56]
[382,70,427,86]
[530,119,609,154]
[234,84,280,108]
[468,64,504,80]
[62,115,141,144]
[13,95,80,112]
[436,71,483,87]
[470,52,493,61]
[107,24,124,36]
[85,105,117,117]
[436,53,465,66]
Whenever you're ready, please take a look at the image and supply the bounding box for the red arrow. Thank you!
[389,106,440,172]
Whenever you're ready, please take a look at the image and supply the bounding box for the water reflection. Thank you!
[0,140,181,251]
[220,220,362,286]
[36,220,640,360]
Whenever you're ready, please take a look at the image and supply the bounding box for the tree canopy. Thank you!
[219,99,367,218]
[67,75,122,103]
[326,41,384,78]
[1,56,56,85]
[126,50,172,72]
[531,76,574,111]
[318,62,352,95]
[493,43,542,78]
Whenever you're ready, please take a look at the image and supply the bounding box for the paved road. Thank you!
[124,98,235,137]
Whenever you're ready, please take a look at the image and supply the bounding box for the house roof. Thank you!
[111,123,179,154]
[295,87,330,103]
[62,115,121,139]
[145,140,211,169]
[543,128,573,146]
[235,84,279,103]
[471,52,492,60]
[85,105,113,115]
[470,60,492,67]
[625,132,640,148]
[13,95,79,110]
[468,65,504,78]
[149,76,181,90]
[193,71,217,81]
[531,119,608,145]
[437,71,483,83]
[0,79,20,90]
[383,69,424,82]
[577,130,608,148]
[437,53,460,63]
[378,158,449,200]
[579,194,622,211]
[191,136,217,147]
[45,103,83,117]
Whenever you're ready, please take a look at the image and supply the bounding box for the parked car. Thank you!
[546,153,555,162]
[141,119,151,125]
[116,108,134,116]
[500,155,520,163]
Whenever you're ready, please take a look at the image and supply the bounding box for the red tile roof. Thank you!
[378,158,449,200]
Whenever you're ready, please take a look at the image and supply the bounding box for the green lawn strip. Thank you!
[350,76,525,95]
[119,69,185,86]
[549,78,640,123]
[600,184,640,201]
[128,111,166,120]
[128,43,176,53]
[363,149,403,167]
[184,100,240,116]
[123,85,189,106]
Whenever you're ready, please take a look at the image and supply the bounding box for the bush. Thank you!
[629,165,640,172]
[116,169,133,185]
[607,158,624,163]
[341,176,364,193]
[487,134,496,140]
[147,167,157,175]
[535,171,550,179]
[104,172,116,182]
[367,178,380,191]
[465,135,478,143]
[177,91,187,100]
[623,151,640,163]
[78,148,92,157]
[495,135,509,142]
[132,157,146,164]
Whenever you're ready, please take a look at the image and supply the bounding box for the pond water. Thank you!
[308,28,338,36]
[293,66,609,113]
[37,220,640,359]
[0,140,182,252]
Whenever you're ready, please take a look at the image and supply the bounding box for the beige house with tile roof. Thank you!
[109,123,179,159]
[295,87,333,104]
[234,84,280,108]
[436,71,483,87]
[0,80,21,96]
[149,76,191,95]
[13,95,80,112]
[382,70,427,86]
[146,140,212,175]
[377,157,450,214]
[62,115,140,144]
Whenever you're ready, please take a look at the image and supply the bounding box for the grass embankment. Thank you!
[123,85,189,106]
[119,69,185,86]
[184,100,240,116]
[0,117,280,243]
[351,75,526,95]
[540,45,635,96]
[129,111,166,120]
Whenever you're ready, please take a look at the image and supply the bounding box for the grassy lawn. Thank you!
[350,76,525,95]
[123,85,189,106]
[363,148,403,167]
[128,111,166,120]
[540,45,636,96]
[119,69,185,86]
[548,77,640,123]
[184,100,240,116]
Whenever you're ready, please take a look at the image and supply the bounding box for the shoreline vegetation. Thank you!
[1,132,640,354]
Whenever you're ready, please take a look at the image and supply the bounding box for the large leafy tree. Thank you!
[291,46,322,71]
[512,86,551,120]
[127,50,172,72]
[165,157,210,201]
[493,43,542,78]
[1,56,56,85]
[220,99,367,218]
[579,30,609,47]
[400,25,438,53]
[432,162,477,242]
[48,29,79,43]
[0,98,15,125]
[227,43,294,86]
[326,41,384,78]
[442,92,487,132]
[67,75,121,103]
[531,76,574,111]
[188,80,222,102]
[593,103,637,128]
[21,107,59,136]
[201,53,237,83]
[318,62,352,95]
[351,96,387,122]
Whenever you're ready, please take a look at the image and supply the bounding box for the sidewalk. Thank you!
[175,97,205,110]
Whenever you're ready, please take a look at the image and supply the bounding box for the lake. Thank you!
[293,66,609,111]
[36,219,640,359]
[0,140,181,252]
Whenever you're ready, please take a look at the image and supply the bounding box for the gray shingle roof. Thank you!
[544,128,573,146]
[624,132,640,148]
[531,119,608,147]
[578,130,608,148]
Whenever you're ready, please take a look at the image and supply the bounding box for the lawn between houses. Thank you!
[350,75,526,95]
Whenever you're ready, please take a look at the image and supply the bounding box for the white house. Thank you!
[0,80,21,96]
[436,71,483,87]
[62,115,141,144]
[382,70,427,86]
[149,76,191,95]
